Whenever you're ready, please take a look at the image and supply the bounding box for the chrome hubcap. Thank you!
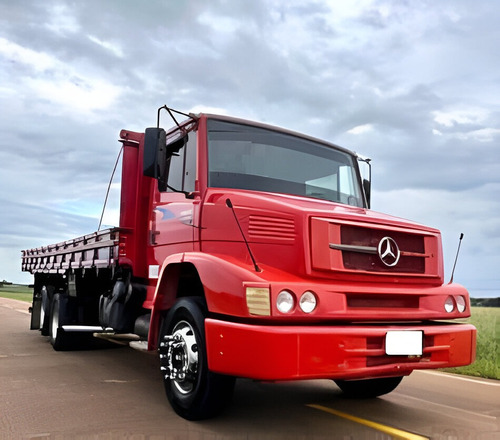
[159,320,199,394]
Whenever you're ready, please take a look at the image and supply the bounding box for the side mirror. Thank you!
[357,156,372,210]
[363,178,371,209]
[144,128,189,192]
[143,127,166,179]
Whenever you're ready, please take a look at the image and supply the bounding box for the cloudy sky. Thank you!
[1,0,498,297]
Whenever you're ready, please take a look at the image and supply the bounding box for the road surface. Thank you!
[1,297,498,439]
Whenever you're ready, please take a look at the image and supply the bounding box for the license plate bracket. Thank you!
[385,330,423,356]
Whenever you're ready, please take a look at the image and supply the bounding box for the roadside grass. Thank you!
[442,306,500,380]
[0,285,498,380]
[0,284,32,303]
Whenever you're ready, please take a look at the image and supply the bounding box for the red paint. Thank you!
[205,319,476,380]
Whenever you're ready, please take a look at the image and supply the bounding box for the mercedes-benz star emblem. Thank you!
[377,236,400,267]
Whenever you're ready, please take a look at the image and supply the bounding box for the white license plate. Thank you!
[385,331,423,356]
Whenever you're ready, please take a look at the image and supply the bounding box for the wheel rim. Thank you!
[40,303,45,329]
[51,302,59,340]
[40,286,47,329]
[161,320,199,395]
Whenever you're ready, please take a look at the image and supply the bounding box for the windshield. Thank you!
[207,119,365,207]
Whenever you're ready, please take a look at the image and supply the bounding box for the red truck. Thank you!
[22,107,476,420]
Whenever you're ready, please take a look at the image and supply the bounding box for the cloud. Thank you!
[348,124,374,135]
[0,0,498,295]
[375,183,500,295]
[0,37,55,71]
[0,36,123,122]
[432,108,500,142]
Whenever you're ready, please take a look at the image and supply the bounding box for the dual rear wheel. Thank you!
[49,293,73,351]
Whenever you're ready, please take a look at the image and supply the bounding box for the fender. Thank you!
[147,252,267,350]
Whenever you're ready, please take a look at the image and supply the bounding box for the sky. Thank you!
[0,0,498,297]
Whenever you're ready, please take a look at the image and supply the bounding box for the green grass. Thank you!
[0,285,498,380]
[0,284,33,303]
[442,306,500,380]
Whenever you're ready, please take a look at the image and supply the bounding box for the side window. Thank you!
[167,146,184,191]
[184,132,196,192]
[165,132,197,193]
[339,165,362,207]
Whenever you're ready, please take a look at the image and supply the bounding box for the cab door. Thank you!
[150,131,200,262]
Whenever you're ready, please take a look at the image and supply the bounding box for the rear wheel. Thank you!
[159,297,235,420]
[49,294,72,351]
[39,285,52,335]
[334,376,404,398]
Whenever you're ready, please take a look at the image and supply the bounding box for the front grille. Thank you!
[341,225,426,274]
[310,217,441,279]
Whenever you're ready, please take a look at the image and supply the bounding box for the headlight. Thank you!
[456,295,466,313]
[444,296,455,313]
[277,290,295,314]
[299,291,317,313]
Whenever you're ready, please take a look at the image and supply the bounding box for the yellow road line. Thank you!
[307,404,429,440]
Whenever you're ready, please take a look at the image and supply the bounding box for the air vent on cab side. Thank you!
[248,215,296,244]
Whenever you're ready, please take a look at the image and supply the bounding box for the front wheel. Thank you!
[159,297,235,420]
[334,376,404,398]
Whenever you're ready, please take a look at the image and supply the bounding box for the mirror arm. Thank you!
[165,184,191,197]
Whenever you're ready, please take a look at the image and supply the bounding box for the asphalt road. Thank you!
[1,297,498,440]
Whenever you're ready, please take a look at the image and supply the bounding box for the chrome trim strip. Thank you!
[329,243,378,254]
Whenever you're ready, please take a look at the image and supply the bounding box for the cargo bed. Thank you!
[21,228,120,274]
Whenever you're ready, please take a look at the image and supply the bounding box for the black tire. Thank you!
[159,297,235,420]
[39,285,52,336]
[49,294,72,351]
[334,376,404,398]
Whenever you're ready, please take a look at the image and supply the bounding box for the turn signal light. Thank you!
[246,287,271,316]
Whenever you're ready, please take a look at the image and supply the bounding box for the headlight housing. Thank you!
[444,296,455,313]
[299,291,317,313]
[277,290,295,314]
[456,295,466,313]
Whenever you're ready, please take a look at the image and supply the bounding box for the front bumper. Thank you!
[205,319,476,381]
